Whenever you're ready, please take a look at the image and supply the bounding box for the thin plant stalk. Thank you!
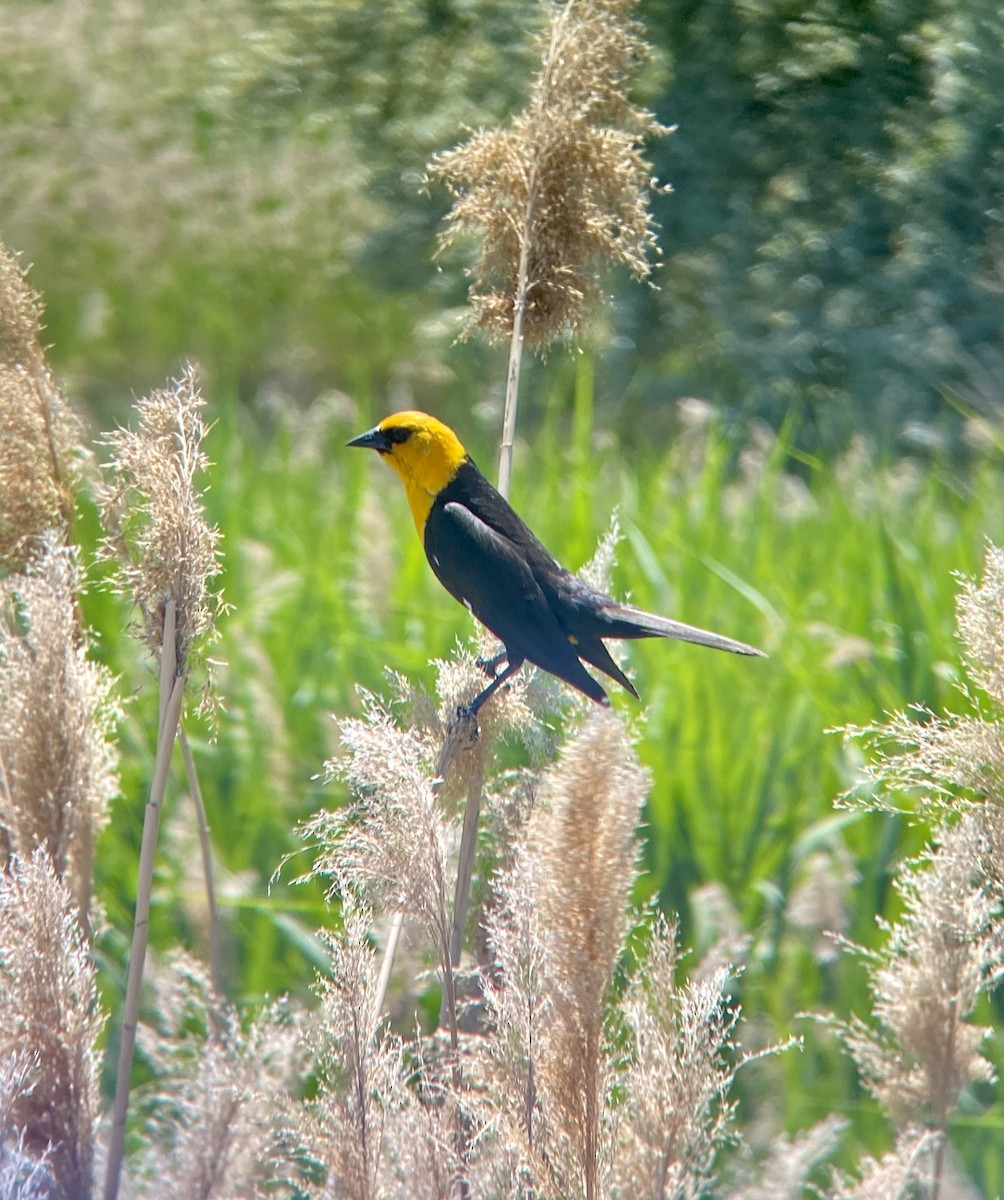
[180,725,220,996]
[454,6,579,982]
[376,714,477,1020]
[448,757,485,970]
[104,601,185,1200]
[495,1,571,496]
[449,171,536,982]
[374,910,405,1016]
[496,159,538,501]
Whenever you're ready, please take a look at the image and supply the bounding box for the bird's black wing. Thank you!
[437,460,564,571]
[424,488,608,703]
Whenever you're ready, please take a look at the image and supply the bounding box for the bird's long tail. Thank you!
[599,602,765,657]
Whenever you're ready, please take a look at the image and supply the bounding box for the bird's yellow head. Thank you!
[347,411,469,536]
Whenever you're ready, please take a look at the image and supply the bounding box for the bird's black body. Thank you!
[423,458,760,707]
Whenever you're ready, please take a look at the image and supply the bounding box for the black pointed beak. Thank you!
[346,425,391,452]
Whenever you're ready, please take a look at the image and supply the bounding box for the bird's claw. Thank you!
[453,704,480,743]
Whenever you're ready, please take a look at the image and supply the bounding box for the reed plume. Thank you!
[430,0,666,353]
[0,241,80,568]
[99,362,224,691]
[0,848,103,1200]
[131,955,300,1200]
[0,543,119,916]
[100,364,225,1200]
[829,542,1004,1197]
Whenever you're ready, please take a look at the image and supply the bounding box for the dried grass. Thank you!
[303,898,405,1200]
[99,362,224,692]
[832,812,1003,1130]
[430,0,666,348]
[0,241,80,568]
[132,955,301,1200]
[0,849,103,1200]
[0,541,119,914]
[826,542,1004,1195]
[613,917,742,1200]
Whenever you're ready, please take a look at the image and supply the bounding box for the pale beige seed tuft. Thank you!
[430,0,668,348]
[0,242,81,567]
[0,849,104,1200]
[132,953,300,1198]
[0,542,119,910]
[533,709,648,1195]
[99,363,224,688]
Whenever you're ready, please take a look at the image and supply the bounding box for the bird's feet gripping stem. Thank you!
[475,649,509,679]
[456,656,524,724]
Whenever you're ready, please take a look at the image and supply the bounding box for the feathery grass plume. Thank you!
[534,710,647,1199]
[308,692,456,968]
[305,678,475,1171]
[474,849,549,1198]
[101,364,225,1200]
[826,1128,938,1200]
[0,848,103,1200]
[476,710,647,1199]
[831,811,1004,1133]
[99,361,224,695]
[299,836,470,1198]
[429,0,666,351]
[382,1049,467,1200]
[956,542,1004,708]
[132,954,300,1200]
[820,545,1004,1196]
[0,241,80,568]
[688,881,751,983]
[0,541,119,915]
[612,915,744,1200]
[841,544,1004,816]
[785,845,858,966]
[309,656,546,998]
[303,893,405,1200]
[725,1117,845,1200]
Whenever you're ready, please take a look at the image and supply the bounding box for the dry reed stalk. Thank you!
[181,725,221,995]
[105,603,186,1200]
[99,366,224,1200]
[428,0,667,977]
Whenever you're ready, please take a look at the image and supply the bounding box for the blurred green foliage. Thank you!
[3,0,1001,447]
[636,0,1004,445]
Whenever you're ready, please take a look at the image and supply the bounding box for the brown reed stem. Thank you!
[104,601,185,1200]
[180,725,220,997]
[496,159,538,502]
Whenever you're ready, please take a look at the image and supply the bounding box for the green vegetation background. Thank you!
[4,0,1003,1186]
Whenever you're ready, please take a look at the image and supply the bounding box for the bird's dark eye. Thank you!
[383,425,414,445]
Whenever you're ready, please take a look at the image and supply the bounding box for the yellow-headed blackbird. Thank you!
[348,411,764,714]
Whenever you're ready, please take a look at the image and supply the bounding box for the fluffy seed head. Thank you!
[0,542,119,911]
[430,0,667,349]
[0,849,103,1200]
[99,363,224,686]
[0,241,80,568]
